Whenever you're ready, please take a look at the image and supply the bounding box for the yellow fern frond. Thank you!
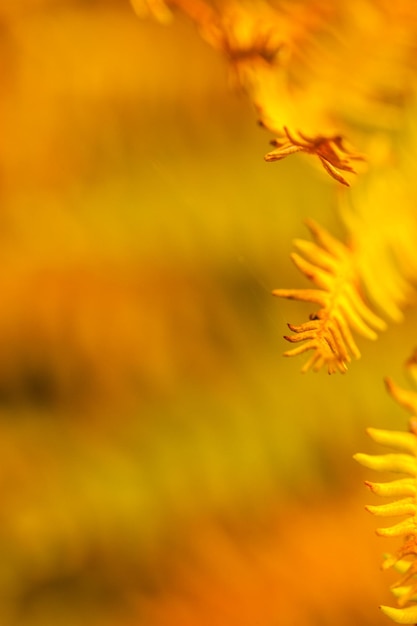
[135,0,417,185]
[274,219,386,373]
[341,161,417,324]
[355,366,417,623]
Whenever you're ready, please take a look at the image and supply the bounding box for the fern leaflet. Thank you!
[355,366,417,624]
[274,219,386,373]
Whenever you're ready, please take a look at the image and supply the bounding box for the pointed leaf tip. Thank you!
[380,604,417,624]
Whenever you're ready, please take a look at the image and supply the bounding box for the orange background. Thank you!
[0,2,415,624]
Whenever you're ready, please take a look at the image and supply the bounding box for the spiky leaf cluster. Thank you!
[355,367,417,624]
[274,219,386,373]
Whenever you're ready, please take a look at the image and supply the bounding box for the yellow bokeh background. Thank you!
[0,2,416,624]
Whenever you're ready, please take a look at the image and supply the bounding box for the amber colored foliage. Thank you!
[139,0,417,375]
[0,1,415,625]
